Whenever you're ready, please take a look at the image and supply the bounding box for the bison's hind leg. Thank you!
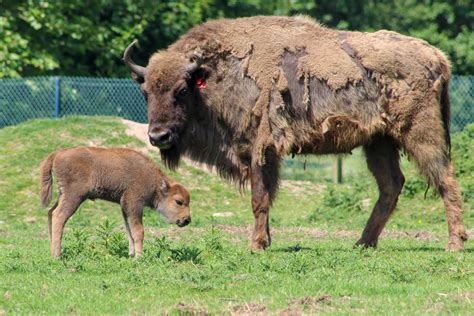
[356,136,405,248]
[404,144,467,251]
[401,109,467,251]
[437,163,468,251]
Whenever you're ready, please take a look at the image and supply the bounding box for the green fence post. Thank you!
[332,156,343,184]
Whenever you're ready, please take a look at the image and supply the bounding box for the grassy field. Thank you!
[0,116,472,314]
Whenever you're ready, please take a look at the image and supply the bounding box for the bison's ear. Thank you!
[131,72,145,84]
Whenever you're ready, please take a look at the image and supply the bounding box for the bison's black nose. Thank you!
[148,130,172,148]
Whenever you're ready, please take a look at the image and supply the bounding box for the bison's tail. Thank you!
[438,56,452,160]
[40,152,56,207]
[440,80,451,159]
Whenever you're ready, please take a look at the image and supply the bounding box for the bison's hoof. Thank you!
[354,239,378,249]
[446,237,465,252]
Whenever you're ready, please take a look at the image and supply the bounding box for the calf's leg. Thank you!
[122,195,145,257]
[356,137,405,248]
[127,212,144,257]
[50,195,82,257]
[121,208,135,257]
[48,200,59,241]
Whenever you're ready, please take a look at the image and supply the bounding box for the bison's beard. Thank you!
[160,145,182,170]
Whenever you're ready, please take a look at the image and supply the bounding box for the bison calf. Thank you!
[40,147,191,258]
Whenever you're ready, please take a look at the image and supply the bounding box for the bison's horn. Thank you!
[123,40,147,81]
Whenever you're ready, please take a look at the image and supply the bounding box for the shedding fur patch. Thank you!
[155,16,451,167]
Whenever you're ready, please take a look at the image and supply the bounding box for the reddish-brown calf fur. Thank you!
[40,147,191,258]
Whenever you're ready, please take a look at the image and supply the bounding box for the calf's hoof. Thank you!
[249,238,271,250]
[446,237,465,252]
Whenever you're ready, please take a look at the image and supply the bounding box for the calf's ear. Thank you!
[160,179,170,193]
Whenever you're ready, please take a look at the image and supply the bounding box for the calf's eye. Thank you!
[175,199,184,206]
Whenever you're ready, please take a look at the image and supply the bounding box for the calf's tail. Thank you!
[40,152,56,207]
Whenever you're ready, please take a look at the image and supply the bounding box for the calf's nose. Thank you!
[177,216,191,227]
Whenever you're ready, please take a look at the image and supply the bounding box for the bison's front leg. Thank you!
[249,154,280,250]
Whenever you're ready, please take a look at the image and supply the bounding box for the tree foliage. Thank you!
[0,0,472,77]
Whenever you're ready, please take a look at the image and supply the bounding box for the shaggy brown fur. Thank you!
[124,15,467,251]
[40,147,191,258]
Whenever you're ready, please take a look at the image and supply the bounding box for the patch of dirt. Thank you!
[230,302,267,315]
[23,216,37,224]
[59,131,72,140]
[281,295,333,314]
[381,230,439,242]
[146,225,443,246]
[279,306,302,315]
[281,180,325,196]
[3,291,12,301]
[172,302,209,315]
[122,119,152,154]
[292,295,332,306]
[425,292,473,313]
[424,301,447,313]
[447,291,473,304]
[212,212,234,218]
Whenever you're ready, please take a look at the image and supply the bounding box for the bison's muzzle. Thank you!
[148,127,174,149]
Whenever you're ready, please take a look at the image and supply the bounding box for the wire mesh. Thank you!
[0,76,472,131]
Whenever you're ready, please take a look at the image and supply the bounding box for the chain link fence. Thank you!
[0,76,472,131]
[0,77,147,128]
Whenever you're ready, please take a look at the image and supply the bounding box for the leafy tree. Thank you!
[0,0,212,77]
[0,0,472,77]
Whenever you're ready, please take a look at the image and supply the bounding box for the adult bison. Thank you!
[123,16,467,251]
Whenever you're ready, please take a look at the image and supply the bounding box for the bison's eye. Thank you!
[175,199,184,206]
[176,87,188,99]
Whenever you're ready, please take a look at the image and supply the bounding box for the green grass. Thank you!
[0,116,472,314]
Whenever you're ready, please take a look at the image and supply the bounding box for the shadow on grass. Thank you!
[272,244,473,254]
[272,245,313,253]
[387,245,474,253]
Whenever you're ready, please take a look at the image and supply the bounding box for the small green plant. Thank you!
[147,236,172,259]
[402,177,427,198]
[170,245,203,264]
[61,228,90,259]
[322,185,365,212]
[288,254,310,276]
[451,123,474,177]
[147,237,202,264]
[202,227,224,252]
[388,266,417,283]
[96,219,129,258]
